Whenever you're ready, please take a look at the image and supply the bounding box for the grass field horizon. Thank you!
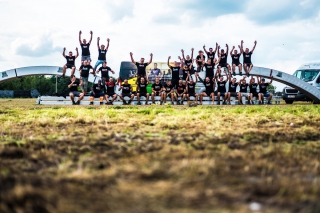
[1,99,320,213]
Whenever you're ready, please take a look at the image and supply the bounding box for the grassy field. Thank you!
[0,99,320,213]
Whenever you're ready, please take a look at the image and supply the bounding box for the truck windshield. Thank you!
[293,70,320,82]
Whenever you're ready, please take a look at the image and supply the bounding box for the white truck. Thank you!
[282,63,320,104]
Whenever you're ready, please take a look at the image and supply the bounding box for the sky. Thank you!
[0,0,320,91]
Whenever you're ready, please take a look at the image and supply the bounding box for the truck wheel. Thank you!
[285,100,294,104]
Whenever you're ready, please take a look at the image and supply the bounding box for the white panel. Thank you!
[0,69,17,82]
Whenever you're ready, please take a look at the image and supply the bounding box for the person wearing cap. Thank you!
[216,44,231,74]
[61,47,79,78]
[94,37,110,70]
[258,75,273,104]
[68,75,84,105]
[240,40,257,76]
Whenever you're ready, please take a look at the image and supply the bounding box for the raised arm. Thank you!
[97,37,100,49]
[269,76,273,84]
[238,44,243,54]
[251,40,257,53]
[226,44,229,56]
[203,45,208,54]
[147,53,153,65]
[239,76,246,84]
[181,49,186,61]
[130,52,135,64]
[106,38,110,50]
[214,43,218,53]
[88,31,93,44]
[240,40,244,53]
[167,56,171,68]
[79,31,82,44]
[217,45,220,55]
[191,48,194,60]
[230,46,235,56]
[75,47,79,59]
[62,47,66,58]
[258,76,261,84]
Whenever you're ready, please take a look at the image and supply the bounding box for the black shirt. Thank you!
[164,84,173,93]
[138,82,148,93]
[68,80,80,92]
[81,43,90,56]
[98,49,107,60]
[243,52,252,64]
[259,83,269,94]
[66,56,75,66]
[204,62,214,77]
[231,54,241,64]
[185,59,193,67]
[217,80,227,92]
[135,62,148,75]
[219,53,228,64]
[176,84,186,94]
[79,65,93,77]
[106,82,115,93]
[187,82,196,94]
[170,66,180,79]
[182,68,189,80]
[196,55,205,65]
[152,83,162,92]
[92,83,103,93]
[122,83,131,94]
[99,66,111,78]
[203,79,214,93]
[249,83,258,93]
[207,52,215,60]
[239,83,248,93]
[229,82,238,92]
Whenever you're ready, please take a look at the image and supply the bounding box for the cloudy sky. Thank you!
[1,0,320,90]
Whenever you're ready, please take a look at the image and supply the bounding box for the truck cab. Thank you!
[283,63,320,104]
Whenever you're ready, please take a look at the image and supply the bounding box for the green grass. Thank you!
[0,99,320,213]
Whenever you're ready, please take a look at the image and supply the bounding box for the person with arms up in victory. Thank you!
[136,77,150,105]
[230,44,242,76]
[203,43,218,64]
[240,40,257,76]
[118,79,134,105]
[181,48,194,74]
[79,60,95,94]
[196,50,206,72]
[167,56,182,89]
[105,78,118,105]
[79,30,93,62]
[68,75,84,105]
[94,37,110,70]
[217,44,231,75]
[258,75,273,104]
[61,47,79,78]
[89,79,105,105]
[130,52,153,81]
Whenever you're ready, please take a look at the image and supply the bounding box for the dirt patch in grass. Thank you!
[0,99,320,213]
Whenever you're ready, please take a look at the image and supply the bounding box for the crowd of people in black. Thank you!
[63,31,273,105]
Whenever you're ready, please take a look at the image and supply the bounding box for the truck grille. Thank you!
[285,88,298,94]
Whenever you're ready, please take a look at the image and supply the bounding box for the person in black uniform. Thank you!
[215,70,229,105]
[226,73,241,105]
[186,72,199,102]
[230,44,242,76]
[136,77,150,105]
[167,56,182,89]
[181,48,194,74]
[89,79,105,105]
[181,61,193,81]
[258,75,273,104]
[199,76,215,105]
[95,61,115,92]
[94,37,110,70]
[151,77,163,104]
[240,40,257,76]
[68,75,84,105]
[196,50,206,72]
[203,58,215,80]
[238,76,249,105]
[248,76,259,104]
[203,43,218,64]
[175,80,186,105]
[162,80,176,105]
[61,47,79,77]
[130,52,153,80]
[79,60,95,94]
[79,30,93,62]
[105,78,118,105]
[217,44,231,74]
[119,79,134,105]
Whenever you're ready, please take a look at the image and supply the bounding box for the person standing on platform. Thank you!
[94,37,109,70]
[79,30,93,62]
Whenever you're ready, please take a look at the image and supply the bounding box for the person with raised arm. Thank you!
[217,44,231,74]
[226,72,241,105]
[196,50,206,72]
[167,56,182,89]
[79,30,93,62]
[94,37,110,70]
[61,47,79,78]
[230,44,242,76]
[181,48,194,74]
[203,43,218,64]
[258,75,273,104]
[214,70,229,105]
[240,40,257,76]
[130,52,153,81]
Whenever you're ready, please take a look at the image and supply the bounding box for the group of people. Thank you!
[63,31,272,105]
